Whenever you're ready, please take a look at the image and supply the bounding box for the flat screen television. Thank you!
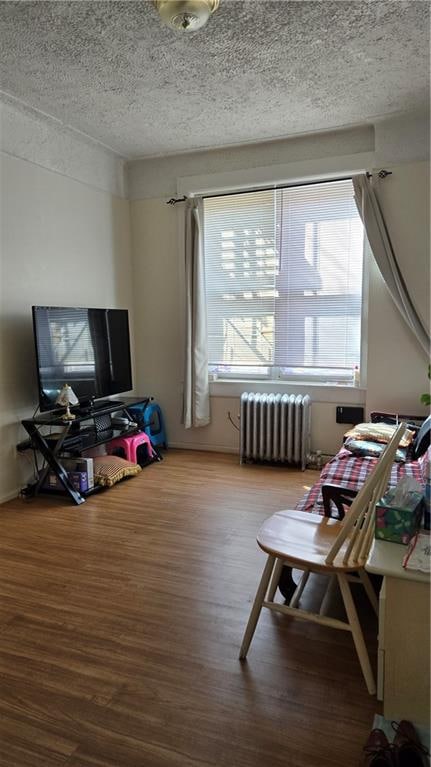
[32,306,133,411]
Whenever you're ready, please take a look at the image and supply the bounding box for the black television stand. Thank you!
[20,396,154,505]
[73,398,125,416]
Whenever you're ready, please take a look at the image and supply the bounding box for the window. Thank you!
[203,178,365,384]
[38,307,95,378]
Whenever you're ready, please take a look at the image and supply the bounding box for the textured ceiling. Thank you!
[0,0,429,158]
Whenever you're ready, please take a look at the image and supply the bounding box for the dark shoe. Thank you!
[278,565,297,601]
[392,720,430,767]
[363,729,396,766]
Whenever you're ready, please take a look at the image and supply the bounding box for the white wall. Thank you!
[0,152,133,502]
[365,160,430,415]
[129,124,374,200]
[129,117,430,458]
[1,96,126,198]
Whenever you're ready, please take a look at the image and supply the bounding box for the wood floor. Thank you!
[0,450,379,767]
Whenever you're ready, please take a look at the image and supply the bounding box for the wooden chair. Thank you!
[239,423,407,694]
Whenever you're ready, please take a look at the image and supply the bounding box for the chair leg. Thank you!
[239,555,276,660]
[266,557,284,602]
[319,574,337,616]
[358,569,379,616]
[337,573,376,695]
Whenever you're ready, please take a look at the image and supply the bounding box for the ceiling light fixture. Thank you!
[154,0,219,31]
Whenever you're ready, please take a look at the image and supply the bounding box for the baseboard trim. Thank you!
[168,442,238,455]
[0,488,20,505]
[1,446,239,502]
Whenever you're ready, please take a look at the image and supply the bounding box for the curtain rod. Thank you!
[165,169,392,204]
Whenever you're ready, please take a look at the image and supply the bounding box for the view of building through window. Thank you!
[203,178,364,382]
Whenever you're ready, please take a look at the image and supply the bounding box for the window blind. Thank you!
[39,307,95,374]
[203,178,364,381]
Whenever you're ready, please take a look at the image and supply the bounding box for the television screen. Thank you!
[32,306,133,411]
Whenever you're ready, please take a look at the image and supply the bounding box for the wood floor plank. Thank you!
[0,709,77,767]
[0,450,376,766]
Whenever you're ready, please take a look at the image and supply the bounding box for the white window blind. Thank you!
[39,307,95,376]
[203,178,364,382]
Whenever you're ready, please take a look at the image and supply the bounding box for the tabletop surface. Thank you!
[366,536,430,583]
[22,396,149,427]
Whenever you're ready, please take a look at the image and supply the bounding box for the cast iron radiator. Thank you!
[240,392,311,470]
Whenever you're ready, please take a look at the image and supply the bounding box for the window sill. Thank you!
[208,378,366,405]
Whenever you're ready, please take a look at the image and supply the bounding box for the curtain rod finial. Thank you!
[166,195,187,206]
[366,170,393,180]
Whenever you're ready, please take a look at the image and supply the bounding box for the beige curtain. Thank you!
[353,173,429,357]
[182,197,210,429]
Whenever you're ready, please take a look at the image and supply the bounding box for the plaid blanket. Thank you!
[296,446,429,516]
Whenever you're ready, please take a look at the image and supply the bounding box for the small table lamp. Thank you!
[56,383,79,421]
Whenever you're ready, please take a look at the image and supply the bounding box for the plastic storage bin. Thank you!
[128,402,167,450]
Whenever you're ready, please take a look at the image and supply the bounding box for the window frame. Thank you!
[177,153,375,390]
[203,176,368,388]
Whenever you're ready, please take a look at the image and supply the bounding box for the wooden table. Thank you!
[366,537,430,726]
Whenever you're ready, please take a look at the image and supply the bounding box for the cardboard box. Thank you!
[375,490,424,545]
[43,470,90,493]
[61,457,94,489]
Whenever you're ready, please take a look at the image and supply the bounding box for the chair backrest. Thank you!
[413,414,431,459]
[325,423,407,567]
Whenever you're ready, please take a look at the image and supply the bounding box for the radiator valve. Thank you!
[307,451,323,470]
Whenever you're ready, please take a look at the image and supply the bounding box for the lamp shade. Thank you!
[56,384,79,408]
